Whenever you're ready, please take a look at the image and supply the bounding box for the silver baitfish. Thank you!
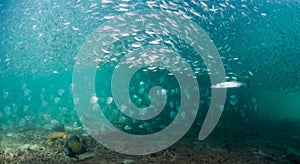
[211,80,249,89]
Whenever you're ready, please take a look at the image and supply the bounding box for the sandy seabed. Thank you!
[1,124,300,164]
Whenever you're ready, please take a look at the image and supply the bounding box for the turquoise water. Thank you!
[0,0,300,159]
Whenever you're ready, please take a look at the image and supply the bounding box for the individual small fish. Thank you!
[46,132,68,142]
[211,81,247,88]
[64,135,87,160]
[24,115,35,121]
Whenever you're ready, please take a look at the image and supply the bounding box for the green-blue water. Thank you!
[0,0,300,162]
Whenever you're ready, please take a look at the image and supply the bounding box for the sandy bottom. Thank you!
[1,122,300,164]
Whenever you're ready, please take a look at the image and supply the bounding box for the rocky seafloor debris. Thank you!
[0,126,300,164]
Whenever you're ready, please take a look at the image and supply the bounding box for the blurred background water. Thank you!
[0,0,299,141]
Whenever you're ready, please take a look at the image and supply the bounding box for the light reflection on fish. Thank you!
[211,81,249,88]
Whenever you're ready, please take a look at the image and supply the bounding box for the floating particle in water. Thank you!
[229,95,238,106]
